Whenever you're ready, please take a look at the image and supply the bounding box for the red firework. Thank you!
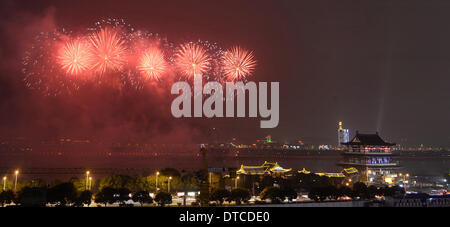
[222,46,256,81]
[175,43,210,77]
[89,27,127,74]
[57,38,93,75]
[137,47,167,80]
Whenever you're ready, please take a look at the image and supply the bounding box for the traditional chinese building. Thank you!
[234,161,292,193]
[297,167,359,185]
[236,161,292,176]
[339,131,399,186]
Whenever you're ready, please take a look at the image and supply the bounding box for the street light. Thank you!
[89,177,92,190]
[209,172,212,186]
[2,176,6,191]
[155,171,160,193]
[403,173,410,191]
[209,172,213,193]
[235,176,240,189]
[168,176,172,193]
[85,171,90,190]
[14,170,19,193]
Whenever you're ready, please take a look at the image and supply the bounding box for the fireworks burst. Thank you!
[175,43,210,77]
[137,47,167,80]
[57,38,93,76]
[89,27,128,74]
[22,19,258,96]
[22,30,84,96]
[221,46,256,81]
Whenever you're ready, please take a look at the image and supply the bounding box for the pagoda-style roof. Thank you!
[297,168,350,178]
[342,167,358,175]
[315,172,346,178]
[298,168,311,174]
[237,161,292,175]
[236,165,267,175]
[341,132,395,146]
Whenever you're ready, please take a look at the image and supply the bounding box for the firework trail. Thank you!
[196,40,224,82]
[175,42,211,77]
[89,27,128,74]
[137,46,167,80]
[221,46,256,81]
[57,38,93,76]
[126,29,176,90]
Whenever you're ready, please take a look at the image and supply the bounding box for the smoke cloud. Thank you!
[0,2,206,144]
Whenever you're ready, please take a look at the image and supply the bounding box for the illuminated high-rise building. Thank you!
[337,121,350,146]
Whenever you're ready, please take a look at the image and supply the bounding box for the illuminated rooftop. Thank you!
[237,161,292,175]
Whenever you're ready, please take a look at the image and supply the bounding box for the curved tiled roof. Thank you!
[342,132,395,146]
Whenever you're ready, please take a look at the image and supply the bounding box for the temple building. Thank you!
[234,162,292,193]
[298,167,359,185]
[236,161,292,176]
[339,131,399,186]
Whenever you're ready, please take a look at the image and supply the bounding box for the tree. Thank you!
[132,191,153,206]
[154,191,172,207]
[160,168,181,178]
[181,173,200,191]
[308,187,328,202]
[230,188,251,205]
[382,185,405,197]
[282,187,298,201]
[49,179,63,188]
[0,190,15,207]
[74,190,92,207]
[352,182,368,200]
[260,186,283,203]
[18,187,47,207]
[70,177,88,192]
[339,186,353,199]
[98,175,134,191]
[180,172,200,206]
[117,188,131,205]
[144,175,186,193]
[297,173,332,191]
[260,176,275,189]
[210,189,230,205]
[47,182,77,206]
[95,187,118,207]
[30,179,47,188]
[324,185,339,200]
[133,175,151,192]
[367,185,378,199]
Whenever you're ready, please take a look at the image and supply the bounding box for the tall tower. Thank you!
[199,145,210,206]
[339,132,399,186]
[337,121,349,146]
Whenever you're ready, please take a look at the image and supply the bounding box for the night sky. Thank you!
[0,0,449,146]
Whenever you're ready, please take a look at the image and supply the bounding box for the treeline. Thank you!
[0,182,175,207]
[0,169,407,207]
[307,182,405,202]
[0,168,199,207]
